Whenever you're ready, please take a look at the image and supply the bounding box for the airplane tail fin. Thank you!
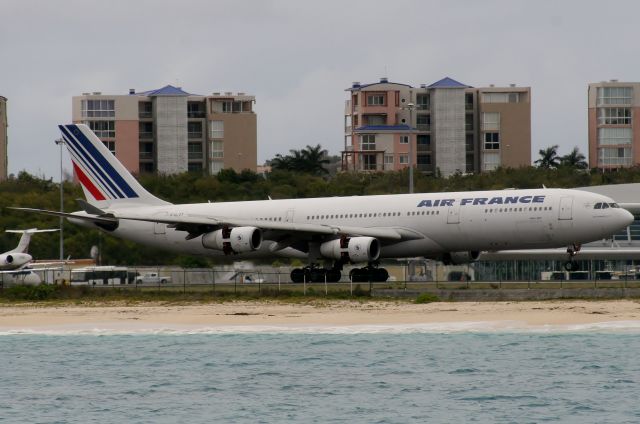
[58,124,170,209]
[6,229,59,254]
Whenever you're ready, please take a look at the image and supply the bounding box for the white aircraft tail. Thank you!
[6,229,58,254]
[58,124,169,208]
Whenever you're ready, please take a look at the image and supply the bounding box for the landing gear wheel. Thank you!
[349,266,389,282]
[290,268,305,283]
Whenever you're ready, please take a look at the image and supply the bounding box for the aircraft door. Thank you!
[285,209,295,223]
[558,196,573,220]
[154,212,167,235]
[447,202,461,224]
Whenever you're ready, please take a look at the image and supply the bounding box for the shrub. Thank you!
[415,292,439,304]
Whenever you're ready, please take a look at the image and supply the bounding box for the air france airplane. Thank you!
[13,124,634,283]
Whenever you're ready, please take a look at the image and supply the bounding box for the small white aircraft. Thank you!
[11,124,634,283]
[0,229,59,270]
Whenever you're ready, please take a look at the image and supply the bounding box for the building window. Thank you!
[366,115,385,126]
[85,120,115,138]
[598,147,632,166]
[188,142,203,160]
[188,162,203,173]
[187,101,205,118]
[484,132,500,150]
[361,134,376,151]
[597,87,632,105]
[417,134,430,151]
[482,112,500,131]
[416,93,430,109]
[362,154,377,170]
[399,155,409,164]
[81,99,115,118]
[598,108,631,125]
[138,102,152,118]
[400,135,409,144]
[139,142,153,159]
[465,134,474,151]
[598,127,632,146]
[210,140,223,158]
[102,141,115,155]
[210,160,224,174]
[417,154,431,165]
[481,92,520,103]
[222,101,243,113]
[482,152,501,171]
[465,93,474,110]
[384,154,394,167]
[209,121,224,138]
[366,94,385,106]
[416,114,431,131]
[465,114,474,131]
[188,121,203,139]
[139,121,153,139]
[139,162,154,173]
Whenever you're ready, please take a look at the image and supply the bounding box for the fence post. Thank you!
[325,272,328,296]
[278,272,281,293]
[303,273,306,296]
[350,274,353,296]
[183,269,186,294]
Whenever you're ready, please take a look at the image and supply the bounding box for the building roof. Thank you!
[347,78,413,91]
[354,125,413,132]
[136,85,192,96]
[428,77,470,89]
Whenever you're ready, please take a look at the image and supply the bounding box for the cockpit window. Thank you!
[594,202,602,209]
[602,203,610,209]
[610,203,620,208]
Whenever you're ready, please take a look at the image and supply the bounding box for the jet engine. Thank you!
[320,237,380,263]
[442,251,480,265]
[201,227,262,254]
[0,252,32,269]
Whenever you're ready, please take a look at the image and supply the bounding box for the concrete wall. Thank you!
[154,96,188,174]
[432,88,465,176]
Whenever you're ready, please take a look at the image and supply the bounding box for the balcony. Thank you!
[139,151,153,160]
[345,125,352,134]
[416,104,429,110]
[188,151,203,160]
[139,132,153,140]
[417,144,431,152]
[188,111,205,119]
[138,111,152,119]
[416,124,431,131]
[188,132,203,139]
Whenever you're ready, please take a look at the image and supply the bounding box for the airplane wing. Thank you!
[9,207,423,241]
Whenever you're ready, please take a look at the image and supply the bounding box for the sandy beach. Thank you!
[1,300,640,332]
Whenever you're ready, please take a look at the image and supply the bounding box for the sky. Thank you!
[1,0,639,179]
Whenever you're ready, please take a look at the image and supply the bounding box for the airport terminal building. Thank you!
[72,85,257,175]
[342,77,531,177]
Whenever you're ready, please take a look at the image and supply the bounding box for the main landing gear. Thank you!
[290,262,390,283]
[290,264,341,283]
[564,243,581,272]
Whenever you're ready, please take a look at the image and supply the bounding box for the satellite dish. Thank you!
[90,245,99,260]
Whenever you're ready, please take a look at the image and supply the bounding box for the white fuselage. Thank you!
[70,188,633,262]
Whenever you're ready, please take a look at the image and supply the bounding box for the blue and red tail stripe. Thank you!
[59,124,139,200]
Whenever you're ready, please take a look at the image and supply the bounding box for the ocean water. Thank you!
[1,325,640,423]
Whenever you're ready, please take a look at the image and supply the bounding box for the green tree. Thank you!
[535,145,560,169]
[560,146,588,169]
[269,144,330,175]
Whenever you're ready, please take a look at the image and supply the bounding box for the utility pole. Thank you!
[55,138,64,261]
[402,102,416,193]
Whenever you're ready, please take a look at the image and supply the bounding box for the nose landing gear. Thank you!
[564,243,581,272]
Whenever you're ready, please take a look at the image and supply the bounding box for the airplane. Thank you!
[10,124,635,283]
[0,228,59,270]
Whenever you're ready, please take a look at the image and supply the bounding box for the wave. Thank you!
[2,320,640,336]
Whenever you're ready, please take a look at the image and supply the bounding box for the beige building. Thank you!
[0,96,7,181]
[72,85,257,175]
[343,77,531,176]
[588,80,640,169]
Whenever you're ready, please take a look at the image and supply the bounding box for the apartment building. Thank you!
[342,77,531,176]
[72,85,257,175]
[588,80,640,169]
[0,96,7,181]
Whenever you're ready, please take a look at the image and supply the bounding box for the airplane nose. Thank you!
[621,209,635,227]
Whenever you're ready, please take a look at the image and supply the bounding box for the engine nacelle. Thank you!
[201,227,262,254]
[0,253,32,269]
[320,237,380,263]
[442,251,480,265]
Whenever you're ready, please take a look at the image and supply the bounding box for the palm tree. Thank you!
[535,145,560,169]
[269,144,330,175]
[560,147,588,169]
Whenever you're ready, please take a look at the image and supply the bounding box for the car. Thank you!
[135,272,171,285]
